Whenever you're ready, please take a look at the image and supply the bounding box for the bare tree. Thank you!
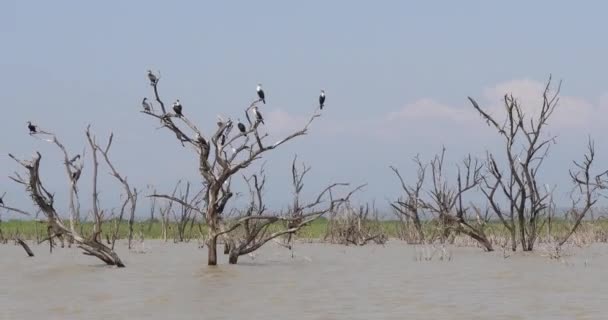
[6,127,125,267]
[86,129,139,249]
[390,155,427,243]
[469,76,559,251]
[171,181,203,242]
[142,71,329,265]
[220,157,351,264]
[325,201,387,246]
[421,149,493,251]
[559,140,607,246]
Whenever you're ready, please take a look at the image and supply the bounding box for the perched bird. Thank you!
[319,90,326,110]
[27,121,37,134]
[142,97,151,112]
[256,83,266,104]
[71,170,81,181]
[237,120,246,134]
[0,196,4,206]
[172,99,183,116]
[147,70,158,86]
[252,106,264,125]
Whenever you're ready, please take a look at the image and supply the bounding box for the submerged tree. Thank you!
[143,71,350,265]
[391,149,493,251]
[5,126,126,267]
[468,76,606,251]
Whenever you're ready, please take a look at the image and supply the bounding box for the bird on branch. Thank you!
[27,121,37,134]
[147,70,158,86]
[253,106,264,125]
[172,99,183,117]
[256,83,266,104]
[142,97,151,112]
[319,90,326,110]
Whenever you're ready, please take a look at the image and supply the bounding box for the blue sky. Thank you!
[2,1,608,217]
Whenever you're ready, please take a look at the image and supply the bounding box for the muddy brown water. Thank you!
[0,240,606,320]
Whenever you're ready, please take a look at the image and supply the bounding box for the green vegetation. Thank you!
[2,217,608,244]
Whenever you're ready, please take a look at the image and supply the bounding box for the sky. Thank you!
[2,0,608,218]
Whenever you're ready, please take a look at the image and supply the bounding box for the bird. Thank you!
[147,70,158,86]
[142,97,151,112]
[252,106,264,125]
[319,90,326,110]
[27,121,37,134]
[195,133,208,147]
[256,83,266,104]
[0,196,4,206]
[237,120,246,134]
[172,99,183,116]
[71,170,81,181]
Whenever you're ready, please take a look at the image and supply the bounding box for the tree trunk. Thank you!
[207,235,218,266]
[510,228,517,252]
[16,238,35,257]
[228,251,239,264]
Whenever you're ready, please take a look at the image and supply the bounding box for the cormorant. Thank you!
[256,84,266,104]
[142,97,151,112]
[237,120,246,134]
[172,99,183,116]
[319,90,326,110]
[0,196,4,206]
[27,121,37,134]
[147,70,157,86]
[253,106,264,125]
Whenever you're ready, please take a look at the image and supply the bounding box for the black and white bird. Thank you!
[252,106,264,125]
[142,97,151,112]
[256,83,266,104]
[147,70,158,86]
[172,99,183,116]
[319,90,326,110]
[27,121,37,134]
[237,119,246,134]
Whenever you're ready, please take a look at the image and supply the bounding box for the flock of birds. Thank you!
[142,70,326,131]
[24,71,327,148]
[9,73,328,208]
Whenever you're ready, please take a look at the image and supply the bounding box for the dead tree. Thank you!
[143,71,329,265]
[87,130,139,249]
[469,76,559,251]
[390,156,426,243]
[6,127,125,267]
[559,140,607,246]
[421,149,493,251]
[326,201,387,246]
[171,181,203,242]
[220,158,351,264]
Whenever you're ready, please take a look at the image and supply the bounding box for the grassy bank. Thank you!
[2,217,608,244]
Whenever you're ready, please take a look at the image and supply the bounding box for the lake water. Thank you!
[0,240,606,319]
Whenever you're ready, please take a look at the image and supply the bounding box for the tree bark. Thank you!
[207,235,218,266]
